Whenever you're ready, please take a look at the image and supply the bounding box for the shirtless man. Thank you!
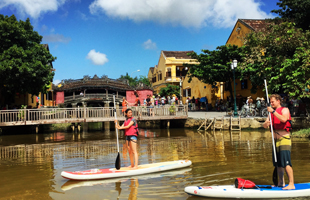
[263,94,295,190]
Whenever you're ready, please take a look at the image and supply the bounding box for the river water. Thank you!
[1,128,310,200]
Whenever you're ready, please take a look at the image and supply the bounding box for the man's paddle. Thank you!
[113,95,121,170]
[264,78,278,186]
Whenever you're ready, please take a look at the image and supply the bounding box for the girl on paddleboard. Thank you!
[115,108,139,169]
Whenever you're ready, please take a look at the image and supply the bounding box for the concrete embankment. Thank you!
[184,116,310,130]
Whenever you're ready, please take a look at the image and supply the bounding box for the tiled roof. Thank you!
[53,76,132,91]
[162,51,194,59]
[239,19,267,32]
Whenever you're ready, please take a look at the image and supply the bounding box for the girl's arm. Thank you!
[119,121,134,130]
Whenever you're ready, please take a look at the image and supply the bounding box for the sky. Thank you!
[0,0,280,85]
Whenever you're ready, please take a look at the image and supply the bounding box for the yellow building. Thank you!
[225,19,267,99]
[148,51,221,106]
[11,44,55,108]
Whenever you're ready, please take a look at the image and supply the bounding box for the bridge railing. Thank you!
[0,105,188,126]
[64,93,126,102]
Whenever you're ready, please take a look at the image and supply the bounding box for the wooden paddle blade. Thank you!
[115,152,121,170]
[273,167,278,186]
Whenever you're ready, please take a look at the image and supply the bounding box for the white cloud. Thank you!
[89,0,274,28]
[53,79,61,85]
[86,49,109,65]
[43,34,71,43]
[143,39,157,50]
[0,0,66,18]
[76,10,89,21]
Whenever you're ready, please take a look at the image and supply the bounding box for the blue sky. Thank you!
[0,0,279,85]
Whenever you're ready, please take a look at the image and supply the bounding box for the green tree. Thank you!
[242,21,310,99]
[159,84,180,97]
[272,0,310,31]
[119,73,138,87]
[118,73,151,87]
[185,45,245,98]
[0,15,56,103]
[137,75,151,87]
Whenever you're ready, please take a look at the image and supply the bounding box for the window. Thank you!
[183,89,191,97]
[47,91,53,100]
[182,67,189,76]
[225,82,230,91]
[158,73,162,81]
[152,76,156,83]
[176,66,181,77]
[166,68,171,77]
[241,80,248,89]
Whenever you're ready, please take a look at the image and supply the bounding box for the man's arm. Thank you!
[263,116,270,129]
[267,107,290,123]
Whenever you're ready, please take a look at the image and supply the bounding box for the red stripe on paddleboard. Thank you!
[64,169,125,175]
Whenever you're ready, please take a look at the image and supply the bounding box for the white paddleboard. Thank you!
[61,168,191,191]
[61,160,191,180]
[185,183,310,199]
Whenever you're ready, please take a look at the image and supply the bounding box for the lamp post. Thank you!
[130,69,140,77]
[231,59,238,116]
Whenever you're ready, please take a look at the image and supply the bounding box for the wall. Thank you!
[152,53,167,94]
[226,20,265,100]
[226,21,252,47]
[182,76,220,106]
[56,91,64,104]
[126,89,153,106]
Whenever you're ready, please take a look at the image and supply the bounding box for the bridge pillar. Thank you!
[104,101,111,130]
[77,123,81,132]
[71,123,75,131]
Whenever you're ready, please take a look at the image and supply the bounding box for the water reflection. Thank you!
[0,128,310,199]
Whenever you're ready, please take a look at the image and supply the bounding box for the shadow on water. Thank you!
[1,128,310,199]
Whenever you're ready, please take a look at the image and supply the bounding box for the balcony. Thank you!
[165,76,184,82]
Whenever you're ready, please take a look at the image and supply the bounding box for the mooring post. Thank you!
[71,123,75,131]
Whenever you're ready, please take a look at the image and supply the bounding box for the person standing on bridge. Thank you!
[122,97,128,116]
[115,108,139,169]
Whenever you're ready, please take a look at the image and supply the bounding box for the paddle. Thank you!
[113,95,121,170]
[264,78,278,186]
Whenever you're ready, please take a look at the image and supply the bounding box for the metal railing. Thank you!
[0,105,188,126]
[165,76,185,82]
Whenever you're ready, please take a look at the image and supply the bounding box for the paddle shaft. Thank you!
[264,79,277,163]
[113,95,120,153]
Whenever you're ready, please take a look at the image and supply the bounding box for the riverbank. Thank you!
[1,111,309,136]
[185,111,310,134]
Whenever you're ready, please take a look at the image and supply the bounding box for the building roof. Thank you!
[162,51,194,59]
[149,67,154,74]
[53,75,132,91]
[53,75,153,91]
[238,19,267,32]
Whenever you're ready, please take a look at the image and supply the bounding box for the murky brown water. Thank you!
[1,128,310,200]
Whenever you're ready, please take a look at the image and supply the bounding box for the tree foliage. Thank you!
[272,0,310,31]
[185,45,245,98]
[242,21,310,98]
[118,73,151,87]
[0,14,56,102]
[159,84,180,97]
